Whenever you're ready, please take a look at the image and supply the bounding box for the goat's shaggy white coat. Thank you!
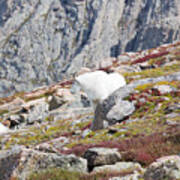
[0,123,8,134]
[75,70,126,108]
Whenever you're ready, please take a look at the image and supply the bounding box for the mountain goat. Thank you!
[75,70,126,130]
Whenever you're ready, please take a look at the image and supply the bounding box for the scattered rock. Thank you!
[166,112,180,119]
[34,143,58,154]
[164,103,180,114]
[98,58,114,70]
[84,147,121,170]
[49,95,66,110]
[55,88,73,99]
[109,171,142,180]
[26,102,49,125]
[35,137,69,153]
[139,62,156,70]
[82,129,92,138]
[144,155,180,180]
[81,93,91,107]
[4,99,50,128]
[50,107,93,122]
[152,85,176,94]
[93,162,143,173]
[117,55,131,62]
[115,65,141,73]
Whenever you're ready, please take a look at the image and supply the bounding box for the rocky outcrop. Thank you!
[3,98,49,128]
[0,0,180,97]
[0,146,87,180]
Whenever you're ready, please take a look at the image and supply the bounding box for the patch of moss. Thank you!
[28,168,81,180]
[44,116,54,123]
[135,83,153,91]
[135,80,179,91]
[74,121,91,130]
[113,131,127,138]
[123,63,180,82]
[28,167,139,180]
[0,109,9,116]
[66,129,110,149]
[24,90,55,102]
[148,56,165,65]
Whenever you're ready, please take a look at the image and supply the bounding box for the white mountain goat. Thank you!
[74,70,126,130]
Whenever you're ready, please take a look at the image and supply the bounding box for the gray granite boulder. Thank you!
[84,148,121,170]
[106,100,135,125]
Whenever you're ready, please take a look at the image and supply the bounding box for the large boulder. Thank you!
[0,146,87,180]
[84,147,121,170]
[106,100,135,125]
[49,88,75,110]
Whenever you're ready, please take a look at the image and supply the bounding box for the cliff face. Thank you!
[0,0,180,97]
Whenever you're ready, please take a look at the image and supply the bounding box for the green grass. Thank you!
[123,63,180,83]
[28,168,139,180]
[28,169,81,180]
[0,109,9,116]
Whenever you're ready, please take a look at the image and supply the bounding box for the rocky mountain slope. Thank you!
[0,0,180,97]
[0,42,179,180]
